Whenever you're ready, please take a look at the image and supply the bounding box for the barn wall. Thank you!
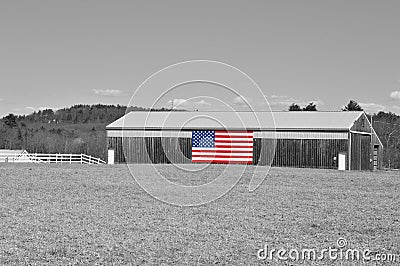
[108,132,377,171]
[108,136,191,164]
[375,144,383,170]
[371,131,384,170]
[254,138,348,169]
[108,137,126,163]
[351,113,371,133]
[350,113,384,170]
[350,133,372,170]
[252,138,276,166]
[109,135,349,170]
[371,142,383,170]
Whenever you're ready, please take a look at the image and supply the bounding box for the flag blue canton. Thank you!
[192,131,215,148]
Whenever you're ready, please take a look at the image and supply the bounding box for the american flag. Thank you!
[191,130,254,164]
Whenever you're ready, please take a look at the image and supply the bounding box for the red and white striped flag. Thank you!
[191,130,253,164]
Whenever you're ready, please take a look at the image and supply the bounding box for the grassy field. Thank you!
[0,164,399,265]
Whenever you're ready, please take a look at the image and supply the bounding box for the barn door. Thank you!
[108,149,115,164]
[338,152,346,171]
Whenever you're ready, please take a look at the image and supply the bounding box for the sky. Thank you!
[1,0,400,117]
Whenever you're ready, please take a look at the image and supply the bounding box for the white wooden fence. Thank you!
[0,152,106,165]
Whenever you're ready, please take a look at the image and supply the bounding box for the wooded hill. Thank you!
[0,105,176,160]
[1,104,399,168]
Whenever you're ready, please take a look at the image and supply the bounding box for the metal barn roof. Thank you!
[106,111,364,131]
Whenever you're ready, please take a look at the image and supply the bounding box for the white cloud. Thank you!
[92,89,122,96]
[312,99,324,106]
[26,106,58,112]
[389,105,400,114]
[390,91,400,99]
[268,96,299,107]
[270,95,288,99]
[232,95,252,105]
[167,98,212,109]
[231,96,258,111]
[167,98,189,108]
[0,98,3,102]
[359,102,386,113]
[193,99,211,106]
[267,95,324,110]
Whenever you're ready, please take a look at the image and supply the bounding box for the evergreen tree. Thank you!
[303,102,317,111]
[289,103,302,111]
[343,100,363,111]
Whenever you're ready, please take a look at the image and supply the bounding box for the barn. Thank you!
[106,111,383,170]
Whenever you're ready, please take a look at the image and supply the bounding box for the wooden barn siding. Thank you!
[254,138,348,169]
[108,137,191,164]
[108,137,126,163]
[252,139,276,166]
[109,136,349,169]
[375,144,383,170]
[351,113,371,133]
[372,132,384,170]
[350,133,371,170]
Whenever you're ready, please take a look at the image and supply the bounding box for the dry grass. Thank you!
[0,164,399,265]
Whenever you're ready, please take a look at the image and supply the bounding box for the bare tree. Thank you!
[373,112,400,168]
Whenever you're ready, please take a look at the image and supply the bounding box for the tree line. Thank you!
[288,100,363,112]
